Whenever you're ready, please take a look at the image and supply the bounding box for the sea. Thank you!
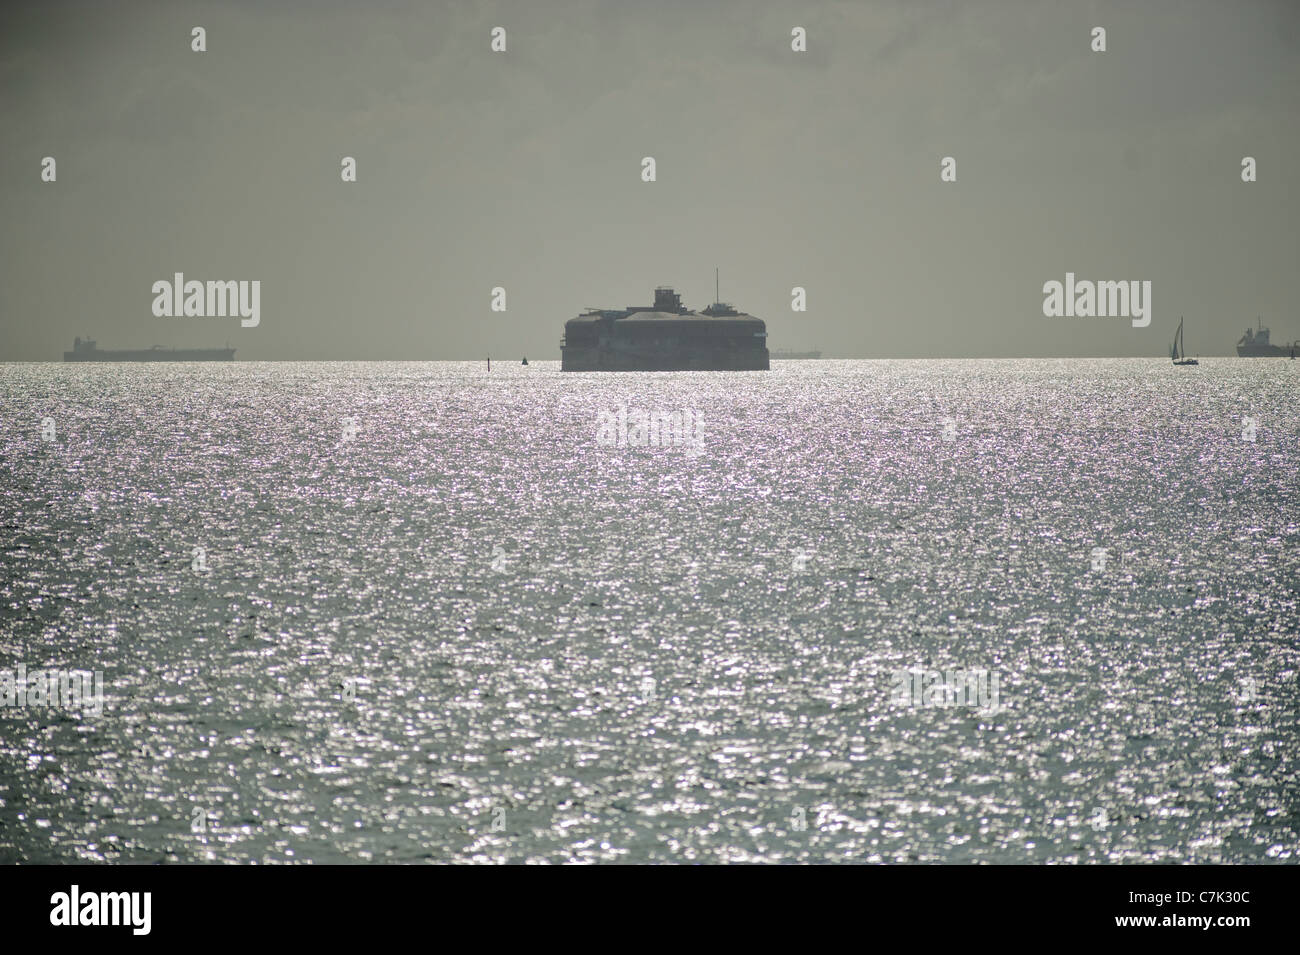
[1,358,1297,863]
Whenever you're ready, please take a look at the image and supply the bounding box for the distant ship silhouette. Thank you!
[64,337,235,362]
[1236,320,1298,357]
[770,348,823,360]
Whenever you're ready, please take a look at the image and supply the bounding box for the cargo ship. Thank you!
[770,348,823,360]
[560,285,768,371]
[1236,320,1297,358]
[63,337,235,362]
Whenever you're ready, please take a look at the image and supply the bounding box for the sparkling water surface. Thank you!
[1,358,1297,863]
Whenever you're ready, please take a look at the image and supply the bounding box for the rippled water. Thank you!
[1,358,1297,863]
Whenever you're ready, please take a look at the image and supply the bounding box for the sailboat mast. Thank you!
[715,267,719,305]
[1171,315,1199,365]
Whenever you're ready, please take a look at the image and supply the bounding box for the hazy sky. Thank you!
[2,0,1297,360]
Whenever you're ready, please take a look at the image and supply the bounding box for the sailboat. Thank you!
[1171,317,1199,365]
